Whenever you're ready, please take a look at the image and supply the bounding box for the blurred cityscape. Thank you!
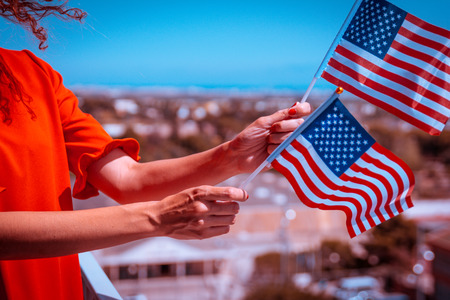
[72,86,450,300]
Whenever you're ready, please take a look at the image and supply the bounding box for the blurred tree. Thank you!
[320,240,369,271]
[179,134,217,154]
[391,134,423,170]
[415,130,450,164]
[362,215,417,269]
[252,252,297,283]
[368,125,422,168]
[78,95,117,122]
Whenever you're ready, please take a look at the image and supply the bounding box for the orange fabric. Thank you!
[0,48,140,299]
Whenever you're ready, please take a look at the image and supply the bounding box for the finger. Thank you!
[287,102,312,118]
[259,102,311,127]
[267,144,279,154]
[200,226,231,239]
[267,132,293,145]
[203,201,240,215]
[270,118,305,133]
[191,215,237,228]
[190,186,248,202]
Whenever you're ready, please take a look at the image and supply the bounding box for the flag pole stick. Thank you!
[299,0,362,104]
[240,87,344,189]
[299,77,317,103]
[239,161,270,189]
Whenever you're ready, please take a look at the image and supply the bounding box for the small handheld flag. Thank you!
[321,0,450,135]
[269,90,415,238]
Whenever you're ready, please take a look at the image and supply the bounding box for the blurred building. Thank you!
[427,229,450,300]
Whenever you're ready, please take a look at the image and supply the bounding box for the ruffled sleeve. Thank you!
[56,84,141,199]
[72,138,140,199]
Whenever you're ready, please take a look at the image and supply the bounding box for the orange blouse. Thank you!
[0,48,140,299]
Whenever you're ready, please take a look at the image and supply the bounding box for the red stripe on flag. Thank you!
[289,140,374,229]
[391,40,450,74]
[272,157,358,238]
[384,53,450,92]
[336,45,449,110]
[349,157,396,219]
[340,173,387,223]
[327,57,448,123]
[322,71,441,135]
[406,14,450,40]
[398,26,450,55]
[361,151,405,214]
[371,143,415,208]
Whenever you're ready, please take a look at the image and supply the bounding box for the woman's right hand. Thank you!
[152,185,248,240]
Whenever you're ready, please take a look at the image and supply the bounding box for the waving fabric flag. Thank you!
[321,0,450,135]
[272,96,415,238]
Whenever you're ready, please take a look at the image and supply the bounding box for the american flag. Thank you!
[322,0,450,135]
[272,97,415,238]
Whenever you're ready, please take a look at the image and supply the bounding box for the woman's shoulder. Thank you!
[0,47,59,87]
[0,47,51,71]
[0,47,35,59]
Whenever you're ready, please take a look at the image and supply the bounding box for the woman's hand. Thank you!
[152,185,248,240]
[229,102,311,173]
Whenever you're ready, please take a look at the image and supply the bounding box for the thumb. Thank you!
[259,102,311,127]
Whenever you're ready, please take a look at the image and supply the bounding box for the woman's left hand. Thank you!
[228,101,311,173]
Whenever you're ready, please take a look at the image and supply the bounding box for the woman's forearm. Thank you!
[0,185,246,260]
[129,142,240,200]
[0,202,155,260]
[88,143,241,204]
[87,102,311,204]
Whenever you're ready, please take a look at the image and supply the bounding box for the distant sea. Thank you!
[69,83,338,98]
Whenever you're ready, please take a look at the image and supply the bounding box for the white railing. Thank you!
[79,252,123,300]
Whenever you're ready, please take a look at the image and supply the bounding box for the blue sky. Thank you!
[1,0,449,90]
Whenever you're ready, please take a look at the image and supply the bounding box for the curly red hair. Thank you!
[0,0,86,123]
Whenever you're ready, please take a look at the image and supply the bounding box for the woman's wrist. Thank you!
[211,140,243,177]
[125,201,164,239]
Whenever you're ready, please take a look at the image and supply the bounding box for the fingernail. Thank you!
[288,108,296,115]
[290,101,299,108]
[241,189,249,200]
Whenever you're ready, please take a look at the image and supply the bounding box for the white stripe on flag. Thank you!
[366,147,413,213]
[356,154,402,216]
[386,45,449,84]
[333,47,449,115]
[346,158,394,220]
[341,40,450,104]
[324,64,447,132]
[343,167,385,224]
[395,33,450,67]
[402,19,450,51]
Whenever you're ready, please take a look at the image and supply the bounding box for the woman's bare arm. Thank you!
[0,185,246,260]
[87,102,311,204]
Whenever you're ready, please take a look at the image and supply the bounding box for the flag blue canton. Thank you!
[343,0,407,59]
[303,99,375,177]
